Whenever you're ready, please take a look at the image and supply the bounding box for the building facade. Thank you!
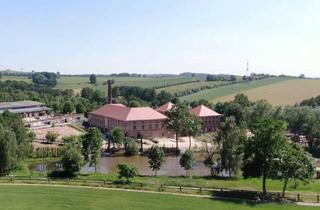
[189,105,221,132]
[0,100,50,118]
[90,104,170,138]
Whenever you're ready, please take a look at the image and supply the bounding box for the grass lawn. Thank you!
[211,79,320,106]
[78,173,320,194]
[180,77,291,102]
[0,185,316,210]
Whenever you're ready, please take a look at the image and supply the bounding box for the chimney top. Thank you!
[107,80,112,104]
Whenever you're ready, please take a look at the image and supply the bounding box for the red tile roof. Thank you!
[91,104,167,121]
[155,102,175,113]
[189,105,221,117]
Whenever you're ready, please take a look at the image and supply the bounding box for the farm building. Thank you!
[90,80,221,138]
[0,100,84,128]
[155,101,175,114]
[189,105,221,132]
[0,100,50,118]
[90,104,171,138]
[156,102,221,132]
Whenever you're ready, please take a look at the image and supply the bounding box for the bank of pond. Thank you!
[29,155,211,176]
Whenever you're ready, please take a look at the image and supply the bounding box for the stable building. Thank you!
[0,100,50,118]
[90,104,170,138]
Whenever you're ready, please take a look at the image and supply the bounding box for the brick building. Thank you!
[90,104,170,138]
[189,105,221,132]
[155,102,174,115]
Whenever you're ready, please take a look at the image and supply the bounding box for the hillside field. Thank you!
[180,77,291,102]
[2,75,320,106]
[157,80,229,95]
[0,75,201,92]
[0,185,315,210]
[210,79,320,106]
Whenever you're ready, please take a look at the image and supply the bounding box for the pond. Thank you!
[31,155,212,176]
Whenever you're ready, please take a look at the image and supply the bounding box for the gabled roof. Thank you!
[189,105,221,117]
[155,102,175,113]
[0,100,45,110]
[91,104,167,121]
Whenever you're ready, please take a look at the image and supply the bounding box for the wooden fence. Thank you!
[0,176,319,203]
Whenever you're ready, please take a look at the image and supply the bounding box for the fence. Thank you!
[0,176,319,204]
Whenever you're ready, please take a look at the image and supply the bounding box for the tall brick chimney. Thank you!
[107,80,112,104]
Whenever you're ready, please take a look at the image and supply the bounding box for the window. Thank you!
[142,125,145,130]
[155,124,159,128]
[149,124,152,129]
[133,125,136,130]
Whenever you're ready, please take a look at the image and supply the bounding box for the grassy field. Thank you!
[0,75,201,92]
[57,76,201,90]
[180,77,292,102]
[2,75,320,106]
[0,185,316,210]
[157,80,229,95]
[79,173,320,194]
[0,75,31,82]
[211,79,320,106]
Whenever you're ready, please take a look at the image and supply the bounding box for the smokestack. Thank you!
[107,80,112,104]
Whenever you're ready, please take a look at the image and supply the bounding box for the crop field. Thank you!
[180,77,292,103]
[157,80,229,95]
[0,75,201,92]
[0,185,316,210]
[2,75,319,106]
[57,75,201,90]
[210,79,320,106]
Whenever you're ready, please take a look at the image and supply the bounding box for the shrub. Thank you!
[117,163,138,183]
[45,131,59,143]
[125,139,139,156]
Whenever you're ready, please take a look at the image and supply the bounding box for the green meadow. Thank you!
[0,185,316,210]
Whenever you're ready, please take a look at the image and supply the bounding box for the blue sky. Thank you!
[1,0,319,76]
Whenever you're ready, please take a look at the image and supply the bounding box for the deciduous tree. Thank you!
[148,145,165,176]
[89,74,97,84]
[271,142,315,196]
[179,149,196,177]
[185,115,201,149]
[165,104,189,152]
[60,142,83,177]
[218,117,244,177]
[108,126,125,150]
[82,128,103,172]
[242,117,287,193]
[0,127,17,175]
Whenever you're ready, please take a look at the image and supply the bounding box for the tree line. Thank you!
[202,94,316,195]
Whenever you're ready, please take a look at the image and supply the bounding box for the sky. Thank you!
[0,0,320,77]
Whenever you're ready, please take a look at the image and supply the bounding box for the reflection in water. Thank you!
[81,156,211,176]
[31,156,211,176]
[30,162,62,172]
